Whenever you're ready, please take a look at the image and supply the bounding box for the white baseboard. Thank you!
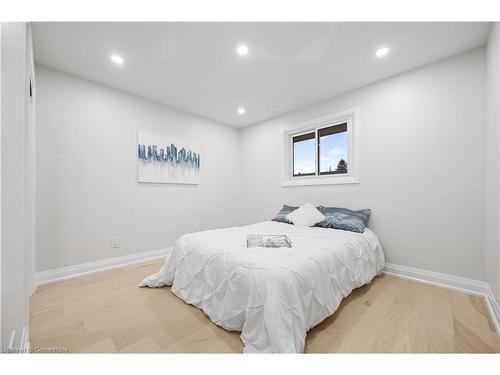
[5,326,29,353]
[485,285,500,337]
[20,326,29,352]
[8,329,16,349]
[35,247,171,288]
[384,262,500,337]
[384,263,487,295]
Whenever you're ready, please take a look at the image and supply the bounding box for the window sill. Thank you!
[281,175,359,187]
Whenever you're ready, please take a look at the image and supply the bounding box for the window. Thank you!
[318,123,348,175]
[282,109,358,186]
[292,132,315,176]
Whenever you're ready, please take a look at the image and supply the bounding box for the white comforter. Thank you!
[140,221,385,353]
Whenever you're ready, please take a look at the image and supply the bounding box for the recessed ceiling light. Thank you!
[376,47,389,58]
[110,54,124,65]
[236,45,249,57]
[237,107,246,115]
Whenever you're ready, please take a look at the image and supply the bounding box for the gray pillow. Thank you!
[316,206,371,233]
[271,205,299,224]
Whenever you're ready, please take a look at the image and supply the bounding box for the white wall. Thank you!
[0,21,3,349]
[240,48,486,280]
[1,22,30,348]
[486,24,500,304]
[25,23,36,301]
[35,46,490,285]
[35,66,241,272]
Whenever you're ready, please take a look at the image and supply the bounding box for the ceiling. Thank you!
[32,22,490,127]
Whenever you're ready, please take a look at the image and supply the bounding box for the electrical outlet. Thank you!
[111,237,120,248]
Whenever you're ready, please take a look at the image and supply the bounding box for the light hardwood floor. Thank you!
[30,260,500,353]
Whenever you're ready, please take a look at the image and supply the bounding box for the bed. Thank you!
[139,220,385,353]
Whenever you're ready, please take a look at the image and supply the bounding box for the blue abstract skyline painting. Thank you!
[137,130,200,184]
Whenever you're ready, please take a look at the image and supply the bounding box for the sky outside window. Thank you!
[320,131,348,173]
[293,137,315,175]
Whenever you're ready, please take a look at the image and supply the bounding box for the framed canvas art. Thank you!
[137,130,200,184]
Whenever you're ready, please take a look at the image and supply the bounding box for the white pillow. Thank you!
[286,203,325,227]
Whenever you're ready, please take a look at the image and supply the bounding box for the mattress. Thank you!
[139,221,385,353]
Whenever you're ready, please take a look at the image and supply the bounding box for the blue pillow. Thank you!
[271,205,299,224]
[316,206,371,233]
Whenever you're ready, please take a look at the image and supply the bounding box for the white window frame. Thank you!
[281,108,359,187]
